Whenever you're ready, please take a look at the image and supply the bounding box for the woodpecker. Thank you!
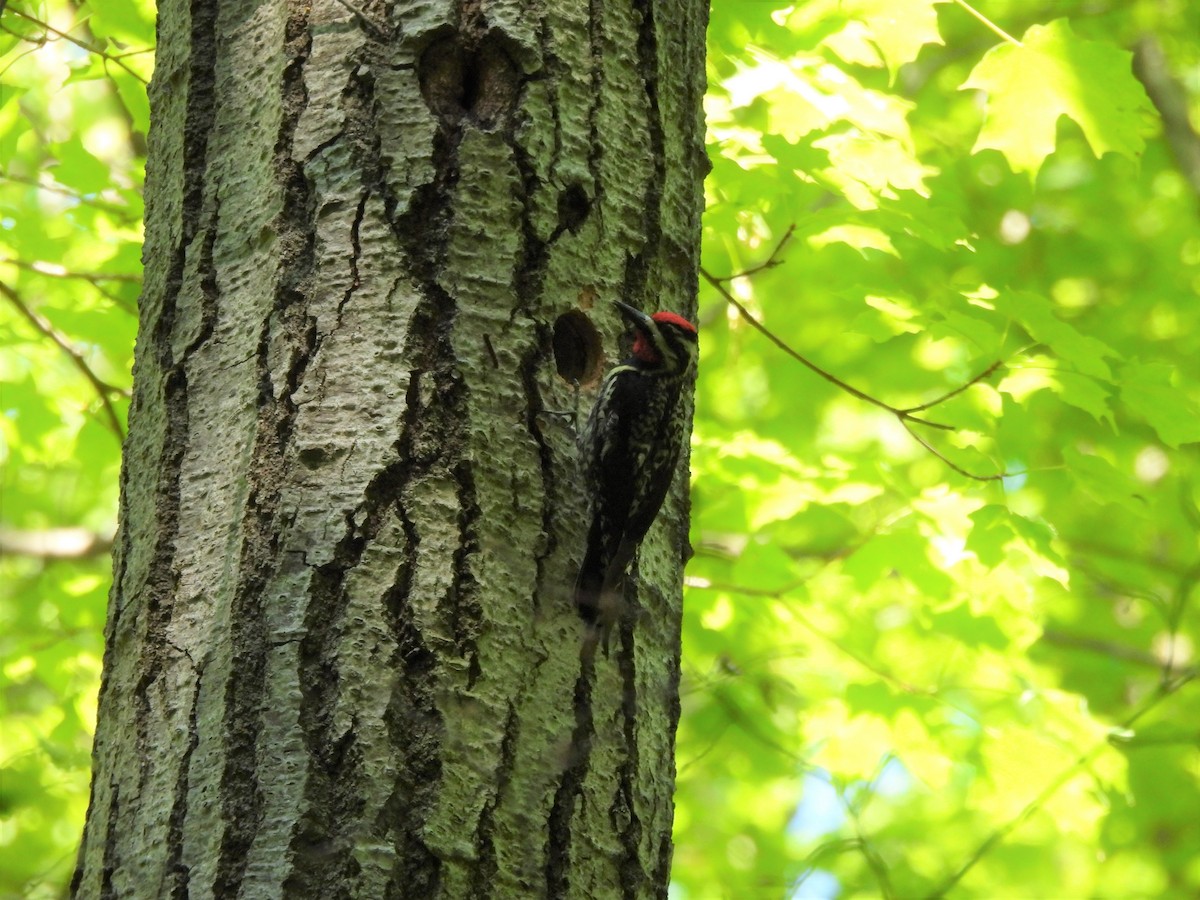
[574,299,699,654]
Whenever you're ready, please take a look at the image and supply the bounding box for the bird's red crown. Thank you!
[650,311,697,333]
[631,311,697,363]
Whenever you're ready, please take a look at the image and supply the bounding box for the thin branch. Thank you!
[701,265,942,423]
[0,173,140,220]
[330,0,391,42]
[6,9,150,84]
[0,281,126,441]
[715,224,796,283]
[900,418,1013,482]
[950,0,1024,47]
[688,578,935,697]
[0,246,146,317]
[843,786,897,900]
[1133,36,1200,205]
[1040,628,1164,672]
[702,238,1014,480]
[899,359,1006,414]
[0,526,114,560]
[793,838,873,896]
[1110,729,1200,749]
[1062,536,1192,578]
[0,256,141,284]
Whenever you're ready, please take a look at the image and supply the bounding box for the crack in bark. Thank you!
[378,390,442,896]
[78,0,221,886]
[615,629,646,897]
[133,0,224,855]
[536,16,565,172]
[99,781,120,900]
[286,521,369,895]
[369,62,474,867]
[544,662,596,896]
[337,192,370,321]
[469,700,521,898]
[652,643,682,892]
[382,599,444,896]
[139,0,223,691]
[517,336,561,612]
[451,458,484,668]
[624,0,666,306]
[212,490,272,897]
[510,142,550,313]
[586,0,607,205]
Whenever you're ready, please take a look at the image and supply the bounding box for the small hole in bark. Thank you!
[298,447,329,469]
[460,54,482,111]
[418,37,466,121]
[557,184,591,234]
[468,39,519,127]
[417,35,518,128]
[553,310,604,387]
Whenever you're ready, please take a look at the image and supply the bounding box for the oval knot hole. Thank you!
[553,310,604,387]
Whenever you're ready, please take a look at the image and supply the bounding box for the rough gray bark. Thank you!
[73,0,707,898]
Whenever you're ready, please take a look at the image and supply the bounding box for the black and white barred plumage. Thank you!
[575,300,699,653]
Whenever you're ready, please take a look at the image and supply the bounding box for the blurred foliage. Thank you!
[683,1,1200,897]
[0,1,152,895]
[2,0,1199,898]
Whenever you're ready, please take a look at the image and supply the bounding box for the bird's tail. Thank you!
[574,527,636,658]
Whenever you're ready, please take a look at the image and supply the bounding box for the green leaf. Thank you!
[961,19,1155,173]
[967,504,1011,567]
[927,604,1009,650]
[807,224,898,257]
[1002,291,1119,381]
[0,377,61,451]
[811,134,937,209]
[1119,362,1200,447]
[49,139,111,194]
[1063,448,1148,515]
[842,529,954,597]
[998,357,1114,426]
[836,0,947,79]
[113,70,152,135]
[81,0,157,43]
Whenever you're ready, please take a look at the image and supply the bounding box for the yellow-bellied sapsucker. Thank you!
[574,300,699,652]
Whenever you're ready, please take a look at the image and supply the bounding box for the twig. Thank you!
[688,578,934,697]
[714,224,796,283]
[900,418,1012,482]
[899,359,1006,414]
[950,0,1024,47]
[6,9,150,84]
[0,281,126,441]
[1133,36,1200,204]
[1040,628,1163,671]
[0,256,141,284]
[330,0,391,42]
[843,780,897,900]
[701,234,1014,481]
[0,173,140,220]
[0,526,114,560]
[701,266,948,426]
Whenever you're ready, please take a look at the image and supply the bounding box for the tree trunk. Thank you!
[72,1,708,898]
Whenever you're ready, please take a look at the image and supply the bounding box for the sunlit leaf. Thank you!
[961,19,1155,174]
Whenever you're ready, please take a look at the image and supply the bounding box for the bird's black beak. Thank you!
[613,300,653,330]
